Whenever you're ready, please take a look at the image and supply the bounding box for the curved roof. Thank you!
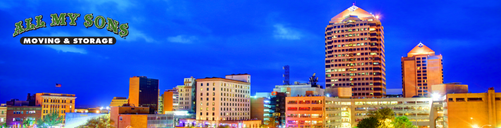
[330,5,377,23]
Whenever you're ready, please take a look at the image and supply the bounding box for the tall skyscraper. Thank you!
[129,76,159,114]
[325,5,386,98]
[402,43,443,97]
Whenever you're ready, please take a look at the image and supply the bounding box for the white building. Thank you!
[273,84,324,97]
[195,74,252,126]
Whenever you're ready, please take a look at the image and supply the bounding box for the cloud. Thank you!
[45,45,88,54]
[273,24,302,40]
[124,28,156,43]
[167,35,198,43]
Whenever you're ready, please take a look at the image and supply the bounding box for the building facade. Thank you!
[34,93,76,120]
[273,84,324,97]
[285,96,440,128]
[129,76,159,114]
[431,82,468,96]
[0,104,6,124]
[402,43,444,97]
[5,106,42,127]
[195,74,251,126]
[162,89,178,113]
[110,97,128,107]
[325,5,386,98]
[445,87,500,128]
[267,92,287,128]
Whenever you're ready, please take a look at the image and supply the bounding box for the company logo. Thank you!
[13,13,129,45]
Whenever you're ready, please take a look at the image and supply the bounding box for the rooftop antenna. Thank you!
[283,65,290,85]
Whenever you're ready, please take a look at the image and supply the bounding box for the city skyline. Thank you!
[1,0,501,108]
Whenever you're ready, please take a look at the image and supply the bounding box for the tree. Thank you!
[369,108,395,128]
[23,119,34,128]
[2,123,7,128]
[77,115,114,128]
[392,116,416,128]
[36,112,63,128]
[217,125,230,128]
[357,117,379,128]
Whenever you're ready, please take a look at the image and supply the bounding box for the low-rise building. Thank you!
[273,84,324,97]
[0,104,6,124]
[5,105,42,127]
[285,96,438,128]
[110,97,128,107]
[445,87,500,128]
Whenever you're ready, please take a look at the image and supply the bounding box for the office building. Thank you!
[129,76,159,114]
[325,5,386,98]
[267,92,287,128]
[195,74,251,126]
[34,93,76,119]
[402,43,444,97]
[324,86,353,98]
[445,87,500,128]
[5,105,42,127]
[273,84,324,97]
[431,82,468,96]
[162,88,178,113]
[110,97,128,107]
[285,96,440,128]
[285,96,325,128]
[250,97,267,124]
[0,104,6,124]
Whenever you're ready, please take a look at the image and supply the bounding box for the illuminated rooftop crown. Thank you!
[407,42,436,57]
[330,5,379,23]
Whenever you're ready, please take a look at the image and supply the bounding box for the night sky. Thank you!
[1,0,500,108]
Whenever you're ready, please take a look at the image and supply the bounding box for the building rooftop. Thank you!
[330,5,379,24]
[407,42,436,57]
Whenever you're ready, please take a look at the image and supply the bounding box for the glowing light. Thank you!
[100,107,104,110]
[432,93,441,101]
[326,94,330,97]
[96,110,100,114]
[375,15,379,19]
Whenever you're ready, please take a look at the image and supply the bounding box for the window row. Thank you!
[325,62,382,68]
[199,82,249,89]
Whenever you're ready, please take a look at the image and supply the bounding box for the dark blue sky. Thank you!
[1,0,500,108]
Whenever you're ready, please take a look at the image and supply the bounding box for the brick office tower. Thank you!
[325,5,386,98]
[402,43,443,97]
[129,76,159,114]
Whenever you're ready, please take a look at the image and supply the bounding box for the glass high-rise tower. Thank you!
[325,5,386,98]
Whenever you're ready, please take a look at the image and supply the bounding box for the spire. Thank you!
[407,42,435,57]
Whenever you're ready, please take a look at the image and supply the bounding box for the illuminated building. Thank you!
[34,93,76,120]
[402,43,443,97]
[285,96,325,128]
[110,97,128,107]
[268,91,287,127]
[272,84,324,97]
[195,74,251,127]
[285,96,439,128]
[5,105,41,127]
[431,82,468,96]
[444,87,500,128]
[161,77,197,114]
[325,5,386,98]
[250,92,271,126]
[110,105,150,128]
[0,104,6,124]
[129,76,159,114]
[162,89,178,113]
